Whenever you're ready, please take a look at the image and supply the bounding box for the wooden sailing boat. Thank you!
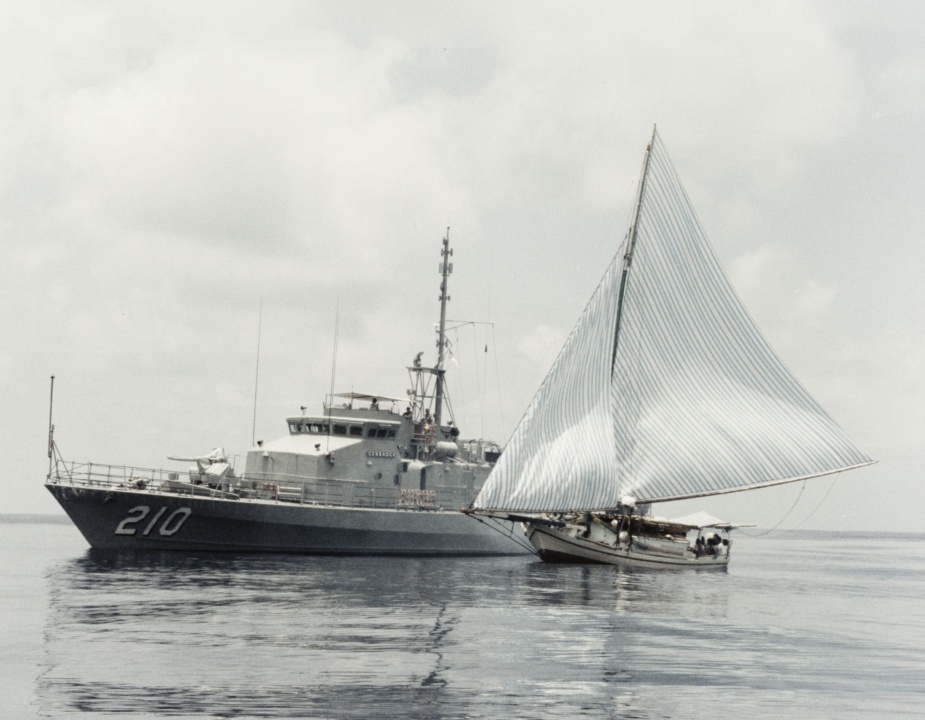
[468,128,873,568]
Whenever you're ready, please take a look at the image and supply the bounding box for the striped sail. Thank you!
[474,130,872,513]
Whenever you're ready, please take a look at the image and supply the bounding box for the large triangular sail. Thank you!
[474,130,872,513]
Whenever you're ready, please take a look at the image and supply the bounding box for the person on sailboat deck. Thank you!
[403,406,413,418]
[695,533,723,557]
[694,536,712,557]
[371,398,379,410]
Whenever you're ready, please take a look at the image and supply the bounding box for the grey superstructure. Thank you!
[46,232,527,555]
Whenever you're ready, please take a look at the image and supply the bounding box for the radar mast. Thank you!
[434,228,452,427]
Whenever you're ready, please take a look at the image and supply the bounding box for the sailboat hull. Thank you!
[526,523,729,569]
[46,482,527,556]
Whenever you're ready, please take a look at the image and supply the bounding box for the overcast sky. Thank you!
[3,1,922,532]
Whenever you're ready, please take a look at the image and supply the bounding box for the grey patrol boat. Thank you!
[45,232,527,555]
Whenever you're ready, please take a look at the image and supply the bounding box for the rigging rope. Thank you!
[738,473,841,539]
[490,323,506,430]
[468,514,539,556]
[738,480,807,537]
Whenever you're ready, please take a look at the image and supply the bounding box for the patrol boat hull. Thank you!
[46,482,524,555]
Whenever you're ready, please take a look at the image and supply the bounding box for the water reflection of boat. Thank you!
[30,521,920,719]
[40,545,733,718]
[40,551,476,718]
[45,232,526,556]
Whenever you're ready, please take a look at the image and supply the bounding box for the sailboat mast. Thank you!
[611,125,656,370]
[433,228,453,427]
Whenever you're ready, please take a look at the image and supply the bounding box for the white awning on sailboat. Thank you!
[473,129,873,516]
[667,511,729,529]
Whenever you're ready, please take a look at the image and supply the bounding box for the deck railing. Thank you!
[48,460,471,511]
[50,460,181,488]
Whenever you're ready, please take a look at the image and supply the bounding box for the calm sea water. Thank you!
[2,516,923,719]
